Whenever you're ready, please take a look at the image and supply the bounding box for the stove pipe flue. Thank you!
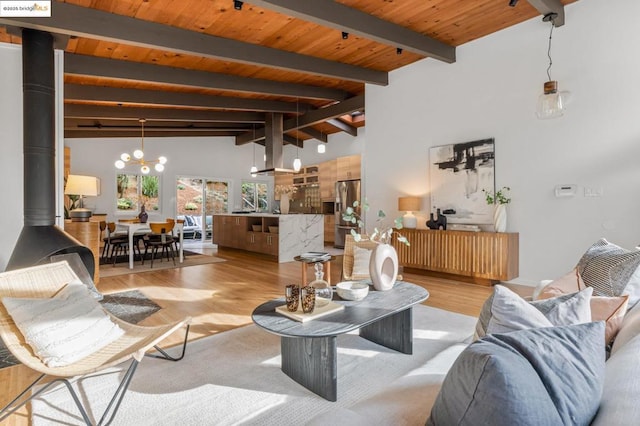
[6,28,94,277]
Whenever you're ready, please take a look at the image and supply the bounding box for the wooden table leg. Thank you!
[281,336,338,401]
[360,307,413,354]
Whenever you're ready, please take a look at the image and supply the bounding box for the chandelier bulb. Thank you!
[120,153,131,162]
[317,144,326,154]
[133,149,144,160]
[141,165,150,174]
[115,160,125,169]
[158,156,168,165]
[154,163,165,172]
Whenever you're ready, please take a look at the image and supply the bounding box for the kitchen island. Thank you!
[213,213,324,262]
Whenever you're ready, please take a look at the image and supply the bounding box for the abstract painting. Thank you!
[429,138,495,224]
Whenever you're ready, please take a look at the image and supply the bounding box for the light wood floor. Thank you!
[0,247,531,425]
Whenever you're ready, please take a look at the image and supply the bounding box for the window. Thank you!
[116,174,160,212]
[242,181,269,212]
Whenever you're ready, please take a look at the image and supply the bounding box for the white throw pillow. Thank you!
[2,283,124,367]
[352,245,372,278]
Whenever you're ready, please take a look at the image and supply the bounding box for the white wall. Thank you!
[365,0,640,285]
[0,43,23,270]
[64,128,365,222]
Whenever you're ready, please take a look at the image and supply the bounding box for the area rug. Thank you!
[100,253,226,278]
[31,305,476,426]
[0,289,160,370]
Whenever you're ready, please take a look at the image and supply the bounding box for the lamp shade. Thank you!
[64,175,100,196]
[398,196,420,212]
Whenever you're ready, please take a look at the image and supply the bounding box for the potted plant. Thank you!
[483,186,511,232]
[342,200,409,291]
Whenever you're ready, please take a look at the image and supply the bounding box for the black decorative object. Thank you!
[138,205,148,223]
[426,209,447,230]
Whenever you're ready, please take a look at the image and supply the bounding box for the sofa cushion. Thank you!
[1,283,124,367]
[610,302,640,355]
[475,285,591,339]
[428,322,606,426]
[592,333,640,425]
[577,238,640,307]
[535,269,581,300]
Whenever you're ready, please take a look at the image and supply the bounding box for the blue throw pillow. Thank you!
[427,322,605,426]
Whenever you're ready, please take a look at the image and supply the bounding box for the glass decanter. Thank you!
[309,262,332,307]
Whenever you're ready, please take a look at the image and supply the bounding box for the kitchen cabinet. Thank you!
[214,214,322,262]
[337,154,361,180]
[319,159,337,201]
[323,215,335,244]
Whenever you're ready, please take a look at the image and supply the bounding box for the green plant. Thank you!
[177,184,186,190]
[342,200,409,246]
[184,202,198,211]
[117,198,134,210]
[141,175,159,198]
[483,186,511,205]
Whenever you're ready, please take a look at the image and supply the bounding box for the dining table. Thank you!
[117,221,184,269]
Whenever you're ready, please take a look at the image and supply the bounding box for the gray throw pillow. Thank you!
[428,322,605,426]
[475,285,592,339]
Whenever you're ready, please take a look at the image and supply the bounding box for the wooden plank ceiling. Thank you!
[0,0,576,147]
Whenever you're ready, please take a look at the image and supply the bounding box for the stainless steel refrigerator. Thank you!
[334,179,361,248]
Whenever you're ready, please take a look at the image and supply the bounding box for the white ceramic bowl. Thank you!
[336,281,369,301]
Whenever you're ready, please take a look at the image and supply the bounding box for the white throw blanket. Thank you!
[32,304,475,426]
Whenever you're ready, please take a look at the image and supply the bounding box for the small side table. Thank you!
[294,255,335,286]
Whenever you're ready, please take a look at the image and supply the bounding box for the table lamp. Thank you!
[64,175,100,222]
[398,196,421,229]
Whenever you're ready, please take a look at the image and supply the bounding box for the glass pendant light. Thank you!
[536,13,570,119]
[250,125,258,177]
[293,98,302,172]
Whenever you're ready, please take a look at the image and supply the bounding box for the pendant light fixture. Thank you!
[250,124,258,177]
[114,119,167,173]
[536,13,570,119]
[293,98,302,172]
[317,130,326,153]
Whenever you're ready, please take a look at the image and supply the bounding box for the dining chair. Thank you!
[102,222,131,265]
[142,221,177,267]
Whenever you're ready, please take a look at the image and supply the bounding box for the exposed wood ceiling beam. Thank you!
[0,2,388,85]
[236,95,364,145]
[526,0,565,26]
[65,118,252,131]
[296,126,327,143]
[248,0,455,63]
[65,53,350,101]
[64,84,307,113]
[65,130,239,138]
[327,118,357,136]
[64,104,265,123]
[283,135,303,147]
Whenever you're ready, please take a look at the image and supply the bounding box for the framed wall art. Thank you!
[429,138,495,224]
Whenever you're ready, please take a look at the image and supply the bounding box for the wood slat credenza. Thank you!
[392,229,519,285]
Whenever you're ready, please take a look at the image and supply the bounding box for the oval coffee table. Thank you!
[252,281,429,401]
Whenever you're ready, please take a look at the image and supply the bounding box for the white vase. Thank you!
[494,204,507,232]
[280,193,290,215]
[369,243,399,291]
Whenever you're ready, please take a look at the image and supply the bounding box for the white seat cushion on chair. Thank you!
[2,283,124,367]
